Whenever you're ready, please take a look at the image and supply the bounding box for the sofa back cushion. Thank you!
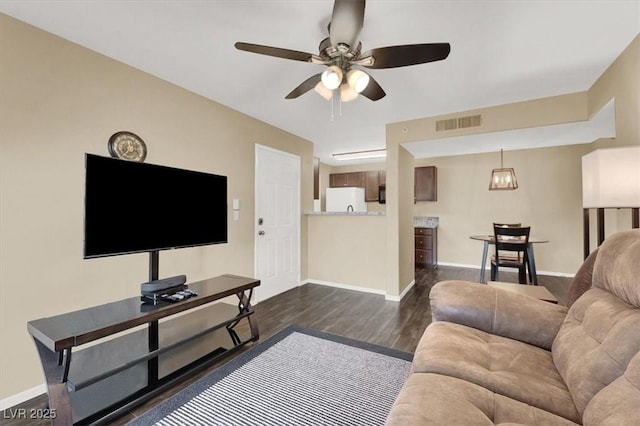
[566,247,598,308]
[591,229,640,307]
[552,230,640,417]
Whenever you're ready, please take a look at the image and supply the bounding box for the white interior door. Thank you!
[255,144,300,302]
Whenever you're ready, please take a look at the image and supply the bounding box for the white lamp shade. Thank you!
[340,84,358,102]
[321,66,343,90]
[347,69,370,93]
[314,82,333,100]
[582,146,640,208]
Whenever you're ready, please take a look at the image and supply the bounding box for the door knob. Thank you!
[258,231,265,236]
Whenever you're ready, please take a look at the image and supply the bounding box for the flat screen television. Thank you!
[84,154,228,258]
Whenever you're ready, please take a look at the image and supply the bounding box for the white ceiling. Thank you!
[1,1,638,165]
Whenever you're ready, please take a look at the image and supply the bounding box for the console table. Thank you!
[27,274,260,425]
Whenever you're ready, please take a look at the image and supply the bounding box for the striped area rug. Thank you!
[128,325,412,425]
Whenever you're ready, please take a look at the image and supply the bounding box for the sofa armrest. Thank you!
[430,280,569,350]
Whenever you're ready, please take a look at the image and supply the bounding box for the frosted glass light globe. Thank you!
[347,69,370,93]
[321,66,343,90]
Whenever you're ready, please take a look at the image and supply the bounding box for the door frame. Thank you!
[254,143,301,302]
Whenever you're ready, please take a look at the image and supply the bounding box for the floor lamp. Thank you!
[582,146,640,259]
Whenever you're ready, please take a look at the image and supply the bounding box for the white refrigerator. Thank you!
[325,187,367,212]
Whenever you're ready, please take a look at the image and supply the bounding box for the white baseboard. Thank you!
[535,270,575,278]
[301,279,386,296]
[0,384,46,411]
[385,279,415,302]
[301,278,415,302]
[437,262,575,278]
[437,261,486,270]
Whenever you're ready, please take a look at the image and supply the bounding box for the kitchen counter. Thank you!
[305,211,386,216]
[307,213,387,293]
[414,216,439,228]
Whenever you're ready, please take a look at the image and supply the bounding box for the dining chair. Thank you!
[492,222,524,267]
[494,222,521,228]
[491,225,531,284]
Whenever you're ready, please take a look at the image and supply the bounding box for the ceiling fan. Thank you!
[234,0,450,102]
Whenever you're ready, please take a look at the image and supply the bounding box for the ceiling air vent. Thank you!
[435,118,458,132]
[458,114,482,129]
[435,114,482,132]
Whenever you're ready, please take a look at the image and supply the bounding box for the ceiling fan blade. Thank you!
[285,73,322,99]
[360,74,386,101]
[362,43,451,69]
[329,0,366,49]
[235,42,314,62]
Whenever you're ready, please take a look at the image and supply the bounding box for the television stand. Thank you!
[27,274,260,425]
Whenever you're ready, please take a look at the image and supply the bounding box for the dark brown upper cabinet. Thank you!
[313,157,320,200]
[364,170,382,202]
[415,166,437,202]
[329,170,386,202]
[329,171,365,188]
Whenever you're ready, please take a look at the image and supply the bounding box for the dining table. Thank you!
[469,235,549,284]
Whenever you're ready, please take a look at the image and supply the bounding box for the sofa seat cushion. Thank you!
[412,321,580,423]
[385,373,580,426]
[582,352,640,426]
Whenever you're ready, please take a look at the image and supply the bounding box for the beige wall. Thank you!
[589,34,639,148]
[587,34,640,242]
[387,92,588,144]
[397,146,416,292]
[384,139,416,297]
[384,34,639,291]
[306,215,387,292]
[413,144,591,274]
[0,15,313,401]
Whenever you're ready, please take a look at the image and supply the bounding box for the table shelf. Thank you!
[28,274,260,425]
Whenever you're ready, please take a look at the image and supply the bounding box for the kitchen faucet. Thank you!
[347,205,354,212]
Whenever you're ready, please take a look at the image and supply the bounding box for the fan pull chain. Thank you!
[330,92,334,121]
[328,90,344,121]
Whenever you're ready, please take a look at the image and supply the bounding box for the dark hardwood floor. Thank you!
[2,266,571,425]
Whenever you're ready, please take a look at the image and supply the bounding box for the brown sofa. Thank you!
[386,229,640,426]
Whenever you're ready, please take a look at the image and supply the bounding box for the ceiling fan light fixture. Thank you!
[314,82,333,100]
[340,83,359,102]
[234,1,450,103]
[321,65,343,90]
[347,69,370,93]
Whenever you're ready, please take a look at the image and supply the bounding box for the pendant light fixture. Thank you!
[489,149,518,190]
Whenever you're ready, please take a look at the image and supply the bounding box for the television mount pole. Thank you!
[148,250,159,385]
